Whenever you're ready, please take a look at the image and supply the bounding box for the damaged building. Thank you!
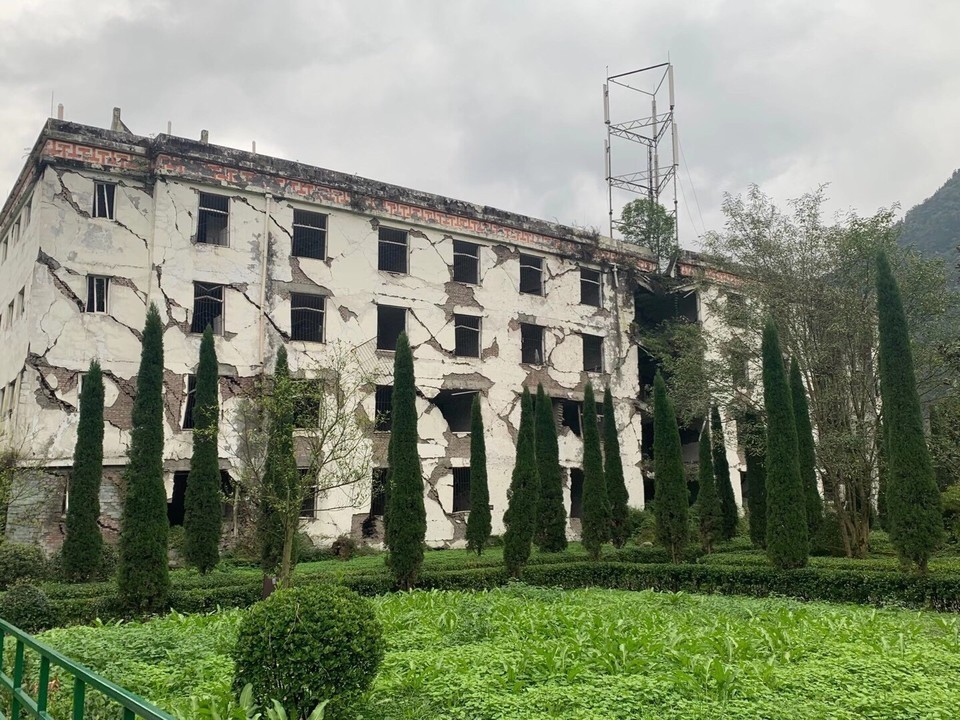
[0,111,743,551]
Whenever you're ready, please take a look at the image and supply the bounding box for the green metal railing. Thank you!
[0,618,174,720]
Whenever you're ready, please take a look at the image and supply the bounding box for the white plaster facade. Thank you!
[0,116,742,551]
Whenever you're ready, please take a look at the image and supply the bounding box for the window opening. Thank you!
[580,268,602,306]
[293,380,322,429]
[452,240,480,284]
[520,323,544,364]
[569,468,584,519]
[191,282,224,334]
[86,276,109,313]
[292,209,327,259]
[374,385,393,431]
[432,390,477,433]
[182,374,197,429]
[168,471,189,526]
[197,192,229,246]
[299,468,317,518]
[376,305,405,351]
[452,467,471,512]
[582,334,604,373]
[291,293,325,342]
[519,254,543,295]
[378,227,408,273]
[454,314,481,357]
[93,183,116,219]
[370,468,388,516]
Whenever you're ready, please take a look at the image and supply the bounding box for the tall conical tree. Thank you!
[503,387,539,577]
[603,387,630,548]
[696,422,723,553]
[183,326,222,574]
[711,406,738,540]
[258,346,293,576]
[875,251,943,572]
[653,372,688,563]
[534,384,567,552]
[465,394,491,555]
[761,320,808,569]
[385,333,427,589]
[789,358,823,536]
[581,382,610,559]
[63,360,104,582]
[118,303,170,612]
[743,412,768,549]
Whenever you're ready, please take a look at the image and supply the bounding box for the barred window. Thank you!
[370,468,388,516]
[93,183,116,219]
[570,468,584,518]
[197,192,229,246]
[519,254,543,295]
[182,374,197,429]
[86,276,109,313]
[454,314,481,357]
[191,282,224,334]
[299,469,317,519]
[520,323,544,365]
[377,305,405,351]
[580,268,602,306]
[452,467,471,512]
[452,240,480,284]
[582,334,604,373]
[290,293,325,342]
[374,385,393,431]
[292,209,327,260]
[378,227,408,273]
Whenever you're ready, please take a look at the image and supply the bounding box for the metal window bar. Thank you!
[580,268,602,306]
[582,334,604,373]
[374,385,393,431]
[191,283,224,334]
[292,210,327,259]
[86,276,109,313]
[452,240,480,284]
[182,374,197,430]
[197,193,229,246]
[376,306,405,351]
[452,467,471,512]
[454,314,481,357]
[520,323,543,364]
[299,469,317,518]
[0,617,175,720]
[93,183,116,219]
[378,227,408,273]
[519,254,543,295]
[290,293,325,342]
[370,469,388,515]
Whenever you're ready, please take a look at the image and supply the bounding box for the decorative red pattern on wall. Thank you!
[42,140,140,170]
[678,262,741,286]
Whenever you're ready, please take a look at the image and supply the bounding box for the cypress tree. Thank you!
[385,333,426,589]
[875,251,943,572]
[581,382,610,559]
[877,417,890,532]
[790,358,823,535]
[503,387,539,577]
[603,387,631,548]
[183,326,222,574]
[118,303,170,612]
[761,319,808,569]
[711,406,738,540]
[534,384,567,553]
[258,346,293,576]
[696,422,723,553]
[653,373,688,562]
[63,360,104,582]
[465,394,491,554]
[743,412,768,549]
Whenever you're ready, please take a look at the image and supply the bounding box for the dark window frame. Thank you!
[93,182,116,220]
[519,253,544,296]
[374,385,393,431]
[191,282,225,335]
[376,304,406,351]
[292,209,328,260]
[299,468,317,519]
[452,467,471,512]
[378,227,408,274]
[290,293,326,343]
[86,275,110,313]
[196,192,230,246]
[452,240,480,285]
[454,314,481,358]
[182,374,197,430]
[370,468,388,516]
[520,322,545,365]
[582,333,604,373]
[580,267,602,307]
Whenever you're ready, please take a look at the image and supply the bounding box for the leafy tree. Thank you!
[385,333,426,589]
[710,406,738,540]
[741,412,768,549]
[62,360,104,582]
[696,422,723,553]
[580,382,610,559]
[534,384,567,553]
[789,357,823,536]
[928,399,960,491]
[465,394,491,555]
[876,251,944,572]
[118,303,170,612]
[653,372,688,562]
[603,387,630,548]
[183,326,222,574]
[619,197,678,270]
[761,320,808,569]
[503,387,539,577]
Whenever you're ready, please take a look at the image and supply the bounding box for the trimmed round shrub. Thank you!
[232,584,384,718]
[0,543,47,590]
[0,583,55,633]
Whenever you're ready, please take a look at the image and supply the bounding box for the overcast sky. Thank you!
[2,0,958,246]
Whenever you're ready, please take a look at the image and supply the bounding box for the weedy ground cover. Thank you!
[34,587,960,719]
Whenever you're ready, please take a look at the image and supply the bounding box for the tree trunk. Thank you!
[279,520,297,588]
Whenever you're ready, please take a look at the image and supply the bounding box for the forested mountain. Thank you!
[899,169,960,280]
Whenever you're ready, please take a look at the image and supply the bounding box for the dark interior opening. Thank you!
[519,254,543,295]
[168,471,189,526]
[569,468,584,519]
[453,240,480,284]
[520,323,544,364]
[378,227,408,273]
[433,390,477,433]
[560,398,582,436]
[377,305,406,351]
[374,385,393,431]
[582,334,603,373]
[580,268,602,306]
[452,467,471,512]
[454,314,481,357]
[370,468,388,517]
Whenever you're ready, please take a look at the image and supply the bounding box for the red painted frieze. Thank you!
[42,140,140,170]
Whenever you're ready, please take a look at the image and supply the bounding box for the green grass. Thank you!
[34,587,960,719]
